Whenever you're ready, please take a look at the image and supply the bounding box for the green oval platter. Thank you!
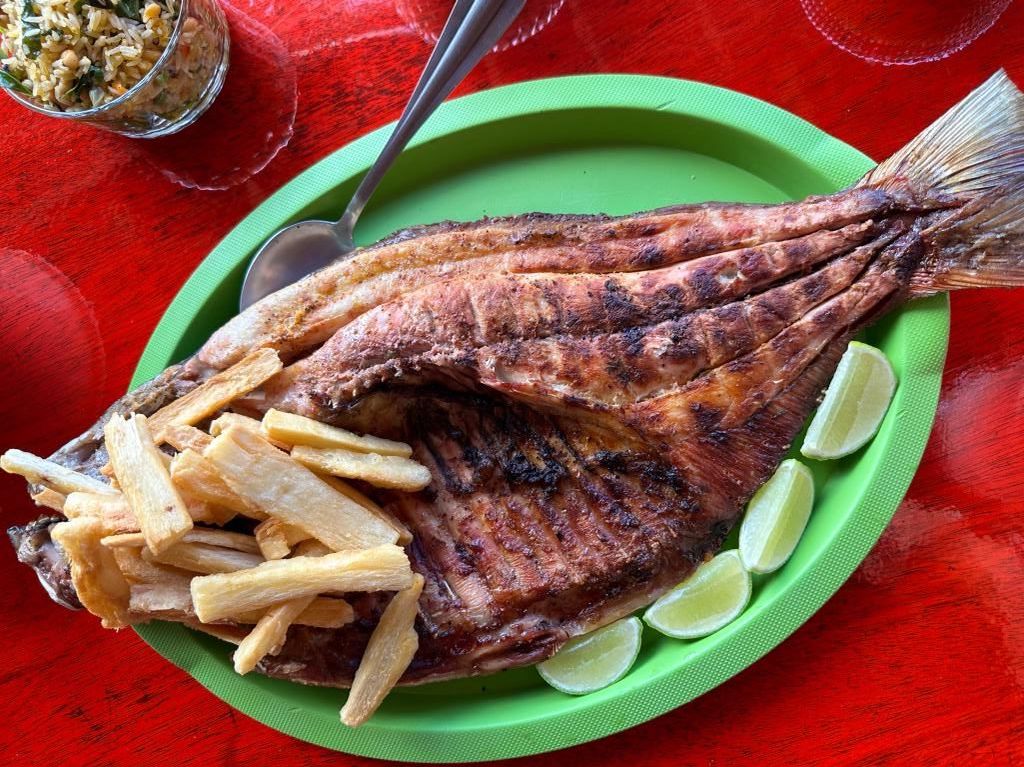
[128,75,949,762]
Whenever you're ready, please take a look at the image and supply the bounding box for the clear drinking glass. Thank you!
[800,0,1012,65]
[4,0,230,138]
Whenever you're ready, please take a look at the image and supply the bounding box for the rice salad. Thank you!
[0,0,181,109]
[1,0,225,131]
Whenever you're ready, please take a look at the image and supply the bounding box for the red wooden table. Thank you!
[2,0,1023,764]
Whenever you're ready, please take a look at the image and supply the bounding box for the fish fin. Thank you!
[859,69,1024,295]
[909,180,1024,295]
[859,70,1024,204]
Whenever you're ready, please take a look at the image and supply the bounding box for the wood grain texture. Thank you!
[2,0,1023,764]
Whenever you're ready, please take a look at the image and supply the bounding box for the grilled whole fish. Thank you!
[9,72,1024,687]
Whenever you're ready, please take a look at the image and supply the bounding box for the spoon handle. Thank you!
[333,0,526,246]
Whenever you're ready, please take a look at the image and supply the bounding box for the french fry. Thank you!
[321,475,413,546]
[118,552,352,630]
[102,449,172,475]
[185,499,237,527]
[1,449,117,496]
[340,574,424,727]
[262,408,413,457]
[144,542,264,575]
[253,520,289,560]
[294,540,329,561]
[163,424,213,454]
[293,539,332,557]
[146,349,283,444]
[209,411,260,437]
[112,542,352,629]
[31,487,66,512]
[190,545,412,623]
[296,597,355,628]
[210,412,290,449]
[203,427,397,551]
[281,523,312,546]
[181,528,260,553]
[185,622,246,645]
[65,489,228,531]
[170,449,264,520]
[103,528,259,554]
[129,582,193,614]
[64,492,138,532]
[254,518,308,560]
[111,546,193,586]
[100,532,147,547]
[291,445,431,492]
[321,475,382,512]
[235,598,355,629]
[51,517,131,629]
[105,414,193,554]
[233,595,316,674]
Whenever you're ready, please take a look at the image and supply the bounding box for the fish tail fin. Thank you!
[860,70,1024,203]
[910,181,1024,293]
[858,70,1024,295]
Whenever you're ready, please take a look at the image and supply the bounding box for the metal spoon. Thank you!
[239,0,526,310]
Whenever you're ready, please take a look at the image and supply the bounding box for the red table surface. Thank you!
[2,0,1023,764]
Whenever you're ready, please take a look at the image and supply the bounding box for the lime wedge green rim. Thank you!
[128,75,949,762]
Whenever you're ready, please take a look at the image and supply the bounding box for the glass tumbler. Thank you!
[800,0,1012,65]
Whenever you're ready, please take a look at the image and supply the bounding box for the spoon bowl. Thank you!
[239,220,349,309]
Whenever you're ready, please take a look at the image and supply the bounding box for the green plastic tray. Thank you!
[129,75,949,762]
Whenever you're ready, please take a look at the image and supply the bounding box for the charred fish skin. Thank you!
[201,186,898,370]
[281,220,885,405]
[11,72,1024,688]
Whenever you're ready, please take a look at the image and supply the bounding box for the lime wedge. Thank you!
[801,341,896,460]
[537,617,642,695]
[643,550,751,639]
[739,459,815,574]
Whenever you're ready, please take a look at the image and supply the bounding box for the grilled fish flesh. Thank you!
[9,71,1024,687]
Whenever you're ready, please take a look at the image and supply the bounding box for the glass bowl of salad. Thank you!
[1,0,229,137]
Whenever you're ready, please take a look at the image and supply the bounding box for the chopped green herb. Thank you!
[118,0,142,20]
[0,67,31,94]
[22,31,41,54]
[65,63,103,100]
[92,0,142,21]
[20,0,42,54]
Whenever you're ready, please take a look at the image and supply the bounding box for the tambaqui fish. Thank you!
[9,71,1024,687]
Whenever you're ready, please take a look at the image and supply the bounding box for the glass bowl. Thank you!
[3,0,229,138]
